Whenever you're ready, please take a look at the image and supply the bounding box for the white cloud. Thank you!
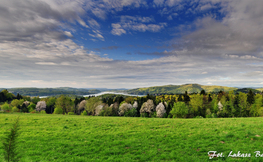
[64,31,73,37]
[35,62,57,65]
[111,15,166,36]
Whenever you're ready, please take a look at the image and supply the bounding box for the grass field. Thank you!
[1,114,263,161]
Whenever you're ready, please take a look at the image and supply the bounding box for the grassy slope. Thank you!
[1,114,263,161]
[127,84,238,95]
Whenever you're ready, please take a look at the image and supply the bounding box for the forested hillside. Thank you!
[127,84,238,95]
[0,87,100,96]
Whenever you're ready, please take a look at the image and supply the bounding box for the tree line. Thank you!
[0,89,262,118]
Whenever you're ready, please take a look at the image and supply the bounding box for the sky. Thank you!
[1,0,263,89]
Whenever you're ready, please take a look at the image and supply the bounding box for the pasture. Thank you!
[1,114,263,161]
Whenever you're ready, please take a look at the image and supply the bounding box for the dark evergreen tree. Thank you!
[183,91,190,104]
[107,97,113,106]
[21,103,28,113]
[74,98,79,107]
[16,93,23,100]
[200,90,206,95]
[247,90,255,105]
[208,94,212,102]
[178,94,183,102]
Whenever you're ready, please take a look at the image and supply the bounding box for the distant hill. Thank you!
[233,88,261,94]
[0,87,101,96]
[126,84,238,95]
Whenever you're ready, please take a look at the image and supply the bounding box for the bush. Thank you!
[195,116,204,119]
[124,108,137,117]
[102,106,115,116]
[40,110,46,114]
[12,107,20,113]
[27,103,36,112]
[140,112,149,117]
[151,111,157,118]
[68,112,75,115]
[30,110,36,113]
[99,110,105,116]
[53,107,63,114]
[1,103,11,112]
[81,110,87,116]
[211,113,217,118]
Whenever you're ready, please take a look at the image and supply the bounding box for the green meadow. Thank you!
[1,114,263,161]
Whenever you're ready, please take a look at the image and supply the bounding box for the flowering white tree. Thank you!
[36,101,46,112]
[140,99,155,116]
[119,103,133,116]
[95,104,105,116]
[218,101,223,111]
[23,101,30,107]
[156,102,166,118]
[78,100,87,112]
[133,101,138,109]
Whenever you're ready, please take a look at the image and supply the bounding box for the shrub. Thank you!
[53,107,63,114]
[27,103,36,112]
[124,108,137,117]
[151,112,157,118]
[12,107,20,113]
[1,103,11,112]
[81,110,87,116]
[102,106,115,116]
[40,110,46,114]
[140,112,149,117]
[30,110,36,113]
[211,113,217,118]
[99,110,105,116]
[68,112,75,115]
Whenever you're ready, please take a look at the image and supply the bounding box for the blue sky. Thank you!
[1,0,263,88]
[72,1,225,61]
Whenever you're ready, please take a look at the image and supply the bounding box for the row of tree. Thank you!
[0,89,262,118]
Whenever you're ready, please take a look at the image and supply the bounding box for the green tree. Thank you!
[27,103,36,112]
[170,102,189,118]
[55,95,74,114]
[239,92,248,117]
[183,91,190,104]
[21,103,28,113]
[85,97,102,115]
[247,90,255,105]
[177,94,183,102]
[189,94,203,116]
[200,90,206,95]
[250,94,262,117]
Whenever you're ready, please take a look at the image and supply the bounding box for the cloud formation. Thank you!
[111,16,167,35]
[1,0,263,89]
